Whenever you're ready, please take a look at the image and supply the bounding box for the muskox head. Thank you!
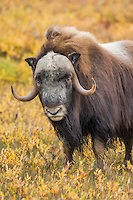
[11,52,96,121]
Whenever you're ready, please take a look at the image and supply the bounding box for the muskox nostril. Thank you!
[44,105,67,121]
[53,108,61,115]
[46,107,61,116]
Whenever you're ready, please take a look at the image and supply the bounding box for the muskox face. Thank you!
[34,52,73,121]
[11,51,96,122]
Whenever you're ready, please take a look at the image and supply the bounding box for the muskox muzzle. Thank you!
[44,105,67,121]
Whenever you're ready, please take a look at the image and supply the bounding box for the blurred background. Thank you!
[0,0,133,83]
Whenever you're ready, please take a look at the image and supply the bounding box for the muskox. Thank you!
[11,26,133,169]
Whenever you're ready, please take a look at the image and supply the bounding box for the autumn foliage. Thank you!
[0,0,133,199]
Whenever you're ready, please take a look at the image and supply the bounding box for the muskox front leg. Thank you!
[124,142,133,167]
[92,136,105,169]
[63,141,74,166]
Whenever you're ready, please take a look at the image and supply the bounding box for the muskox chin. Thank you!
[11,26,133,169]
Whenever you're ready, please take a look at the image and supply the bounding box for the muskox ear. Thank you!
[25,57,37,72]
[68,52,81,68]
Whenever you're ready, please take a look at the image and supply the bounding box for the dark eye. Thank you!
[67,77,71,82]
[36,79,41,87]
[34,74,41,87]
[66,72,72,82]
[66,74,72,86]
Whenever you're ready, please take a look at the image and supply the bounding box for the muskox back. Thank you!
[101,40,133,64]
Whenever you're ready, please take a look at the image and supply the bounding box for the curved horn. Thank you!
[11,81,39,102]
[68,52,96,95]
[72,72,96,96]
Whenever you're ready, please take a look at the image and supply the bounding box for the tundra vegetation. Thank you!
[0,0,133,199]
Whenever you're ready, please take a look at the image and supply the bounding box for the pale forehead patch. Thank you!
[35,51,73,74]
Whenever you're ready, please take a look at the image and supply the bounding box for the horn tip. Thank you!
[92,78,96,86]
[92,78,95,83]
[92,78,96,92]
[11,86,14,95]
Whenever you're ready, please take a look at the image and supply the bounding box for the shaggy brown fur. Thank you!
[36,26,133,168]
